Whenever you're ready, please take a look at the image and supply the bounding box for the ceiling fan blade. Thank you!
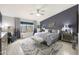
[37,5,46,13]
[39,4,47,10]
[40,13,44,15]
[30,13,34,15]
[37,9,40,13]
[41,10,45,12]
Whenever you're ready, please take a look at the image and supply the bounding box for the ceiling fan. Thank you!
[30,5,46,16]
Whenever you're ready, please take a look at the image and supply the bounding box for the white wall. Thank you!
[20,18,34,23]
[2,16,15,32]
[2,16,39,34]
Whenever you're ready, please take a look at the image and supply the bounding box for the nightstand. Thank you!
[61,31,73,43]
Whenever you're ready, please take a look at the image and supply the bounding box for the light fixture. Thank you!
[62,24,73,33]
[36,13,41,16]
[62,24,69,31]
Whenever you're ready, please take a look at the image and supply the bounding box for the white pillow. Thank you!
[31,36,44,44]
[34,32,48,41]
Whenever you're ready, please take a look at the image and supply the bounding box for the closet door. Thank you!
[0,12,2,55]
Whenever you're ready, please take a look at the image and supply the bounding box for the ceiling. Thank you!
[0,4,75,22]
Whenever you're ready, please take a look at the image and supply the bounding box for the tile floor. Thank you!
[56,41,77,55]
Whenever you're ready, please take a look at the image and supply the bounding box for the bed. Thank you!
[20,31,60,55]
[6,31,61,55]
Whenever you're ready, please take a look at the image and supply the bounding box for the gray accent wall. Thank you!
[41,5,78,33]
